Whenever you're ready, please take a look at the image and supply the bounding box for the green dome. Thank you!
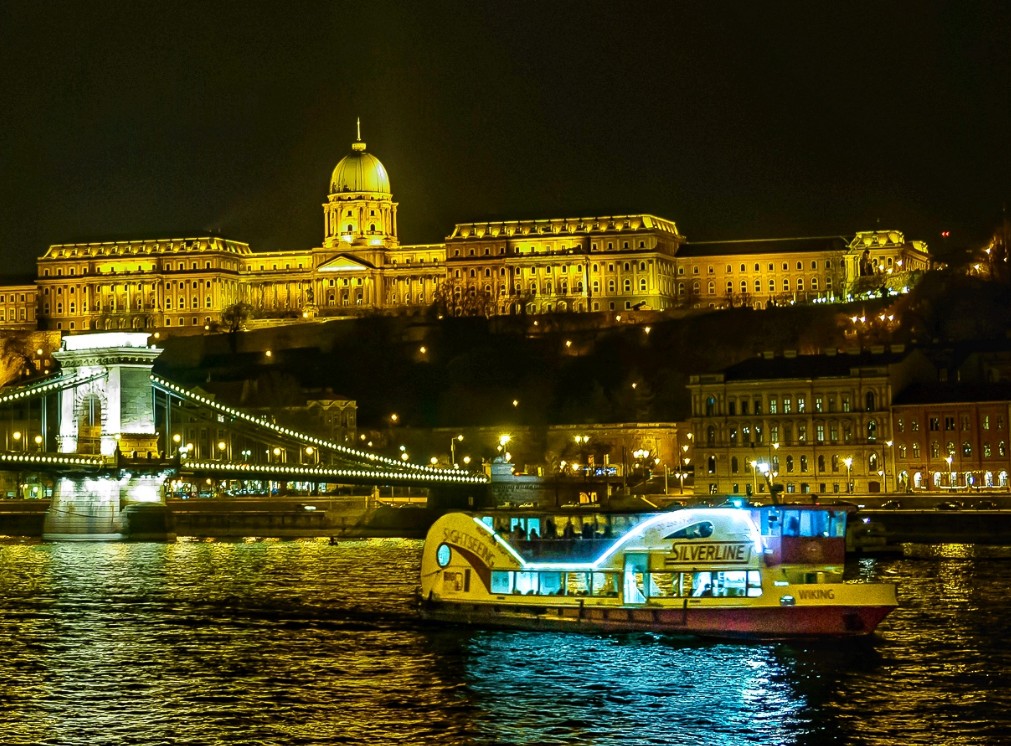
[329,139,391,194]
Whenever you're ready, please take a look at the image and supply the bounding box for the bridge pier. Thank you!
[42,332,173,542]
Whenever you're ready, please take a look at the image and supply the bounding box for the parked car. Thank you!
[881,500,903,510]
[936,500,962,511]
[975,500,999,510]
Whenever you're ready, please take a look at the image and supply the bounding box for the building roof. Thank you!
[892,382,1011,406]
[678,236,849,258]
[40,237,251,259]
[718,347,910,382]
[447,214,681,240]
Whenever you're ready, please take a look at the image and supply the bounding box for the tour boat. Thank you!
[418,503,898,639]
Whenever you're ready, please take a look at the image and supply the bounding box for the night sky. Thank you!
[2,2,1008,276]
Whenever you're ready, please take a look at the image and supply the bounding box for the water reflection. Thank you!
[0,539,1008,745]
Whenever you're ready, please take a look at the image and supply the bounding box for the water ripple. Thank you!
[0,539,1009,744]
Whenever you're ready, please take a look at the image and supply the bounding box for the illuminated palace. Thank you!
[22,130,931,333]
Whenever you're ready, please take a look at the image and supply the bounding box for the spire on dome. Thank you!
[353,117,366,152]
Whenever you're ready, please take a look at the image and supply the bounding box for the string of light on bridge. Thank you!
[0,371,106,406]
[180,460,487,485]
[150,375,487,483]
[0,453,105,467]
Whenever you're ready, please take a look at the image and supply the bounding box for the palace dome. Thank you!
[329,138,391,195]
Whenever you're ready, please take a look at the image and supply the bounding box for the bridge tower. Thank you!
[44,332,169,541]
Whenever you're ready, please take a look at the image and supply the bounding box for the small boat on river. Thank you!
[418,502,897,639]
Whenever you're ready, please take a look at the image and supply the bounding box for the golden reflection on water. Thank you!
[0,539,1008,744]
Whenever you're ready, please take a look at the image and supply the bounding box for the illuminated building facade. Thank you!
[6,129,933,332]
[0,281,38,330]
[687,347,938,498]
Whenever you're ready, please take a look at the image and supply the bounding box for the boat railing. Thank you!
[508,536,619,561]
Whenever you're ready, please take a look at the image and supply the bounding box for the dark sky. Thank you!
[1,2,1008,276]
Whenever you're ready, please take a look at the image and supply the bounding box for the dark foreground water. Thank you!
[0,538,1008,746]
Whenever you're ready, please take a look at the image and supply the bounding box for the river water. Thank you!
[0,537,1007,746]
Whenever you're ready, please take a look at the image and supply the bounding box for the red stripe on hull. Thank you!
[420,602,893,640]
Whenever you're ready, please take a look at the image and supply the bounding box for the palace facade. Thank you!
[11,130,932,333]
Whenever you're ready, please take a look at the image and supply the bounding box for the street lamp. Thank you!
[451,434,463,467]
[12,431,22,451]
[217,440,227,460]
[885,439,894,493]
[945,455,954,488]
[34,434,43,452]
[843,457,853,493]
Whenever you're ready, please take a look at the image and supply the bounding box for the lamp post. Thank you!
[12,431,21,452]
[498,434,511,460]
[843,457,853,494]
[450,434,463,468]
[885,439,894,493]
[945,455,954,489]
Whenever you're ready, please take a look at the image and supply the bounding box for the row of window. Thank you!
[705,392,876,417]
[895,440,1009,459]
[451,239,653,258]
[715,452,881,475]
[681,277,831,296]
[486,569,762,599]
[896,414,1008,433]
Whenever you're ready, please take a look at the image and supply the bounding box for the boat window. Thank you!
[480,516,494,530]
[691,570,762,597]
[538,572,564,595]
[491,571,512,594]
[592,572,619,597]
[514,571,538,594]
[566,572,593,595]
[647,571,684,597]
[780,509,847,538]
[667,522,714,540]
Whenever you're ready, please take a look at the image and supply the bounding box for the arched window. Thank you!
[786,455,794,473]
[800,455,808,473]
[869,453,879,471]
[706,426,716,447]
[962,441,972,456]
[866,391,876,411]
[867,420,877,441]
[731,456,739,473]
[705,396,716,416]
[817,455,825,472]
[707,455,717,474]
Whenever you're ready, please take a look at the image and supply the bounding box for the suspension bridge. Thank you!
[0,332,488,540]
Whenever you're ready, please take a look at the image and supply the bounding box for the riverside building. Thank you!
[10,128,931,332]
